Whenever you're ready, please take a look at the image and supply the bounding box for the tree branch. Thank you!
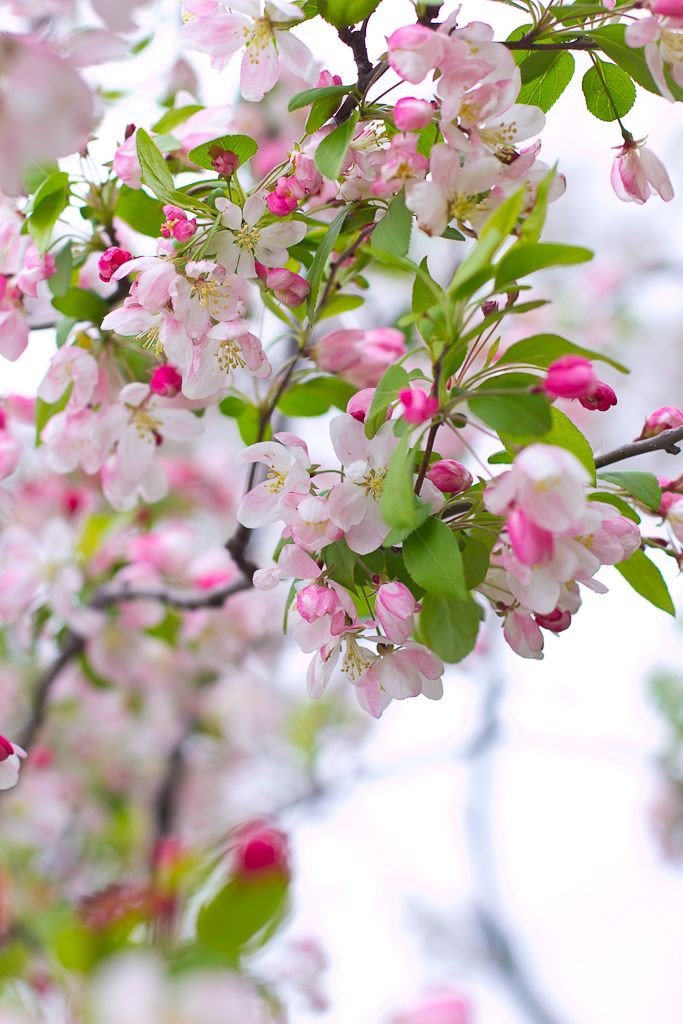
[17,631,85,751]
[595,425,683,469]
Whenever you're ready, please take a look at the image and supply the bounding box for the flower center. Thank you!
[341,639,373,681]
[235,224,261,252]
[245,17,274,60]
[266,467,287,494]
[361,467,386,500]
[131,408,162,442]
[215,339,246,373]
[448,190,489,222]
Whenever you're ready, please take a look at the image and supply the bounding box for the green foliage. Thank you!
[502,406,597,482]
[517,50,575,111]
[306,205,355,313]
[365,365,410,438]
[468,373,552,436]
[288,84,350,112]
[115,185,164,237]
[403,517,467,598]
[136,127,175,201]
[197,874,290,964]
[47,244,73,298]
[318,0,382,27]
[324,539,358,590]
[218,397,270,444]
[314,111,359,180]
[27,170,70,252]
[52,288,109,324]
[35,383,72,444]
[582,58,636,121]
[152,104,204,133]
[419,594,484,663]
[589,492,641,523]
[187,133,258,171]
[371,193,412,258]
[589,25,659,95]
[599,470,662,512]
[615,549,675,615]
[449,187,525,299]
[497,332,628,373]
[380,433,419,530]
[494,241,593,288]
[276,377,356,416]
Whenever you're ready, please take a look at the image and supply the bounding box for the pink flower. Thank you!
[406,142,501,236]
[0,428,20,480]
[535,607,572,633]
[391,990,471,1024]
[38,346,99,408]
[503,609,544,660]
[426,460,473,494]
[579,380,617,412]
[640,406,683,438]
[317,69,342,87]
[15,243,55,298]
[232,820,289,878]
[160,205,197,243]
[544,355,597,400]
[259,265,310,308]
[98,246,133,283]
[393,97,434,131]
[0,734,26,790]
[358,642,444,717]
[312,328,407,388]
[375,581,418,644]
[280,493,343,552]
[149,365,183,397]
[210,147,240,176]
[113,131,142,189]
[179,319,271,401]
[182,0,317,102]
[398,387,439,424]
[346,388,377,423]
[236,435,311,529]
[484,444,589,533]
[611,138,673,204]
[386,24,449,83]
[506,507,554,566]
[214,194,307,278]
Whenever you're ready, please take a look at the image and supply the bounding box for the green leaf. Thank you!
[497,332,628,373]
[324,539,357,591]
[502,406,596,483]
[365,364,410,439]
[599,470,662,512]
[48,243,73,298]
[469,373,552,436]
[582,58,636,121]
[136,128,175,201]
[115,185,164,237]
[51,288,109,324]
[196,875,289,964]
[187,133,258,171]
[318,0,381,27]
[495,242,593,288]
[380,433,419,530]
[517,50,576,111]
[520,167,557,244]
[412,256,442,316]
[419,594,484,663]
[449,187,524,299]
[461,535,493,589]
[314,112,359,180]
[589,25,659,95]
[152,104,204,133]
[288,84,350,111]
[589,491,641,524]
[318,293,364,320]
[277,377,355,416]
[36,382,72,444]
[371,192,412,258]
[27,171,70,252]
[615,549,675,615]
[306,205,354,313]
[404,517,467,598]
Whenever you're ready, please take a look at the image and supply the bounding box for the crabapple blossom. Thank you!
[312,328,406,388]
[484,444,590,532]
[0,735,26,790]
[641,406,683,437]
[232,820,289,878]
[236,435,311,528]
[398,387,439,424]
[98,246,133,283]
[38,347,99,408]
[375,582,419,644]
[160,205,197,243]
[358,643,445,718]
[394,97,434,130]
[579,380,617,412]
[611,138,674,204]
[214,194,307,278]
[426,460,473,494]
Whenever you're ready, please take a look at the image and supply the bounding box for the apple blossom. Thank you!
[398,387,439,424]
[394,97,434,130]
[611,138,674,204]
[426,460,473,494]
[544,355,597,400]
[232,819,289,878]
[375,582,419,644]
[312,328,407,388]
[641,406,683,437]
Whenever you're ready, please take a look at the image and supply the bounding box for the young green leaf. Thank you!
[403,517,467,598]
[115,185,163,237]
[495,241,593,288]
[419,594,484,663]
[599,470,662,511]
[52,288,109,324]
[196,875,289,964]
[136,128,175,201]
[27,171,70,252]
[365,364,410,439]
[502,406,596,482]
[314,112,359,180]
[380,433,419,530]
[187,133,258,171]
[371,192,412,258]
[449,187,525,299]
[319,0,381,27]
[306,205,355,313]
[582,59,636,121]
[277,377,356,416]
[615,549,675,615]
[469,373,552,436]
[517,50,576,111]
[497,332,628,373]
[288,84,350,112]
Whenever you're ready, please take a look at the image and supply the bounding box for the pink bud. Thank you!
[611,139,673,205]
[376,581,418,644]
[426,459,473,494]
[161,205,197,242]
[535,607,571,633]
[233,820,289,878]
[210,147,240,176]
[579,380,617,412]
[316,70,343,87]
[544,355,597,400]
[346,388,377,423]
[296,584,338,623]
[313,328,406,388]
[507,507,554,565]
[0,735,14,761]
[98,246,132,282]
[398,387,439,424]
[150,365,183,397]
[393,97,434,131]
[266,191,298,216]
[264,267,310,308]
[651,0,683,13]
[640,406,683,439]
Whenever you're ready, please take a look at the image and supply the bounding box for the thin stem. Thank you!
[595,425,683,469]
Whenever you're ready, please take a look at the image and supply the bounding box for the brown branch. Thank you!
[595,425,683,469]
[17,631,85,751]
[334,18,388,125]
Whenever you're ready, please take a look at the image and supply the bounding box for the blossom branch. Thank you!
[594,425,683,469]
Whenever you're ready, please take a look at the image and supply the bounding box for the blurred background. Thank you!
[3,1,683,1021]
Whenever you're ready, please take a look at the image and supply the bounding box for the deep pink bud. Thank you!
[210,147,240,176]
[393,96,434,131]
[579,380,617,412]
[254,261,269,282]
[233,820,289,878]
[544,355,597,400]
[535,608,572,633]
[640,406,683,439]
[98,246,132,282]
[346,388,377,423]
[161,205,197,242]
[150,365,183,397]
[266,191,298,216]
[316,70,343,87]
[0,735,14,761]
[507,507,554,565]
[398,387,439,424]
[426,459,473,494]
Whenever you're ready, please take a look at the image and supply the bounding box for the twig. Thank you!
[334,19,388,125]
[17,631,84,751]
[594,425,683,469]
